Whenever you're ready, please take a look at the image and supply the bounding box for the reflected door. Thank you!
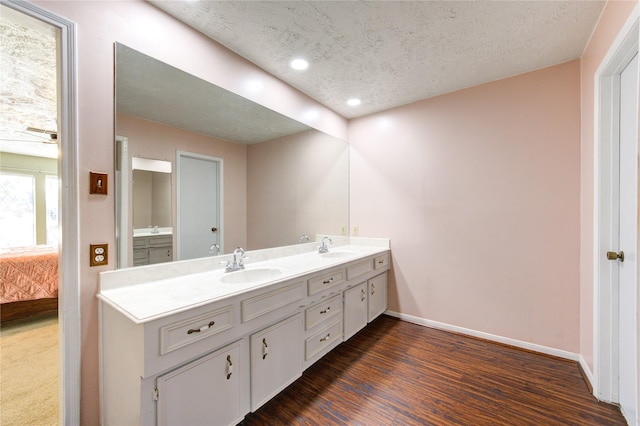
[177,151,222,260]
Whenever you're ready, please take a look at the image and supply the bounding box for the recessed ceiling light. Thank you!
[290,58,309,70]
[347,98,361,107]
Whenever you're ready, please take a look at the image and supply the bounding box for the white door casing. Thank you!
[618,52,639,424]
[1,0,81,424]
[593,4,639,420]
[115,136,130,268]
[176,151,223,260]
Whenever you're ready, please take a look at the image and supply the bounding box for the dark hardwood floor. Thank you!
[240,315,626,425]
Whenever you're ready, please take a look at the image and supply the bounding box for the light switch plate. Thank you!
[90,172,108,195]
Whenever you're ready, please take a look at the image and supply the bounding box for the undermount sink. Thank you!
[219,268,283,284]
[320,250,356,259]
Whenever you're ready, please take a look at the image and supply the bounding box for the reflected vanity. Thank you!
[114,43,349,268]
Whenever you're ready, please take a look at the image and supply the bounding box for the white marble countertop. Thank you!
[98,239,389,324]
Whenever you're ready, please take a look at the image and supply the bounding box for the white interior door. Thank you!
[618,52,639,425]
[177,151,223,260]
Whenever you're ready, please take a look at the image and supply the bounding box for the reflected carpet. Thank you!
[1,313,58,425]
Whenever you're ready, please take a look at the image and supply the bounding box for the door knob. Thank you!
[211,227,217,232]
[606,251,624,262]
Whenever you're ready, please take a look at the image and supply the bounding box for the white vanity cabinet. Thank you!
[100,299,242,426]
[99,243,390,425]
[156,340,243,426]
[250,314,302,411]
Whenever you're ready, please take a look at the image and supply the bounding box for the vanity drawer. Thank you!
[346,258,373,280]
[133,248,148,265]
[305,318,342,361]
[160,305,234,355]
[148,235,173,246]
[305,294,342,330]
[308,268,345,295]
[241,281,305,323]
[133,237,147,247]
[374,253,390,270]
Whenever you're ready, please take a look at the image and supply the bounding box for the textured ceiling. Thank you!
[150,1,606,119]
[0,5,58,158]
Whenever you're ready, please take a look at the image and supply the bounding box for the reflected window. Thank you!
[0,173,36,247]
[45,174,59,246]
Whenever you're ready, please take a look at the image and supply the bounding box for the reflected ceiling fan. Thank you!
[0,126,58,144]
[23,126,58,143]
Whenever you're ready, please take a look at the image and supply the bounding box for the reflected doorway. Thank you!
[177,151,223,259]
[0,5,60,425]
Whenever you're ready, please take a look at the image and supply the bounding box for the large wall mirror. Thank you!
[115,43,349,268]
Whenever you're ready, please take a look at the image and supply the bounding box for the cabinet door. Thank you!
[368,273,387,322]
[344,283,367,340]
[250,314,302,411]
[156,340,242,426]
[149,247,173,264]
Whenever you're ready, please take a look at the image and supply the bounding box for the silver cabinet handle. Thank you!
[323,277,334,285]
[361,288,366,302]
[320,306,331,314]
[371,283,376,296]
[262,338,269,359]
[320,333,331,342]
[187,320,215,334]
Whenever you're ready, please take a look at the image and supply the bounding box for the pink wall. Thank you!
[27,0,638,422]
[117,114,248,254]
[31,1,346,423]
[579,0,637,373]
[350,60,582,352]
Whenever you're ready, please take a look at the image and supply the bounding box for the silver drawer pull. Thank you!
[187,320,215,334]
[320,307,331,314]
[226,355,233,380]
[262,338,269,359]
[323,277,334,285]
[371,284,376,295]
[378,259,385,264]
[320,333,331,342]
[361,288,366,302]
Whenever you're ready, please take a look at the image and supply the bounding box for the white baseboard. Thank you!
[384,310,585,364]
[578,354,595,389]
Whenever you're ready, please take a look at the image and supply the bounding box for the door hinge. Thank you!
[153,386,159,402]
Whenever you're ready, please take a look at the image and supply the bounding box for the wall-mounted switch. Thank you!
[353,225,359,236]
[90,244,108,266]
[90,172,108,195]
[341,225,347,236]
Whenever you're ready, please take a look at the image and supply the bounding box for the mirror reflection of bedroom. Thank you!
[0,6,60,425]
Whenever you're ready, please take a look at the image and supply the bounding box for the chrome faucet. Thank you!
[208,243,220,255]
[318,236,332,254]
[299,234,310,243]
[225,247,246,272]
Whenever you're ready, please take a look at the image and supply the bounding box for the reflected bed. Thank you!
[0,246,58,322]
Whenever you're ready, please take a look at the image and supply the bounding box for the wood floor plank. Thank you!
[239,315,626,425]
